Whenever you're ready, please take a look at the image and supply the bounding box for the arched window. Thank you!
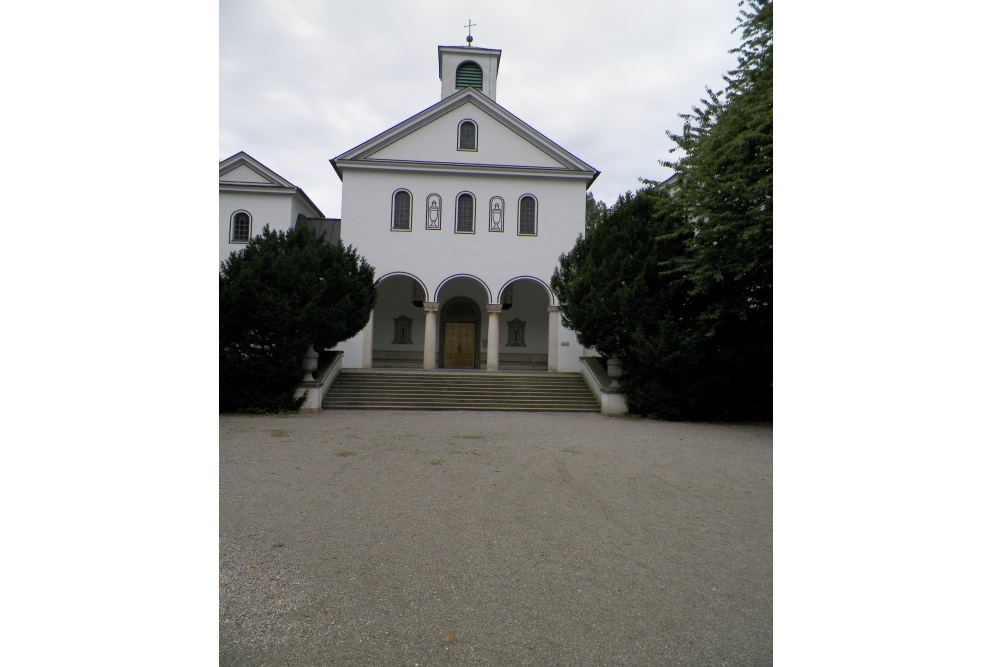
[458,120,477,151]
[230,211,251,242]
[455,193,475,233]
[392,189,412,231]
[518,195,537,236]
[456,62,483,90]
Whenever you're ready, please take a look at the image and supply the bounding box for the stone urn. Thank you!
[302,344,319,382]
[606,353,623,388]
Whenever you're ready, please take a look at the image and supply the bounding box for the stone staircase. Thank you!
[322,369,600,412]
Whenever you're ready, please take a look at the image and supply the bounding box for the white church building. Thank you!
[332,43,599,374]
[219,151,341,268]
[221,41,612,384]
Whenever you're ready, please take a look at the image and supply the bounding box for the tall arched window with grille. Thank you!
[455,193,475,233]
[518,195,537,236]
[230,211,251,242]
[392,189,412,231]
[458,120,477,151]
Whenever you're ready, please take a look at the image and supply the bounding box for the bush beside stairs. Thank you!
[322,369,600,412]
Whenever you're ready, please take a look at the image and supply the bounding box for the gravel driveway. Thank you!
[220,410,772,666]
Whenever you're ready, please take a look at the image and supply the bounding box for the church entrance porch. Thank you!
[363,273,559,371]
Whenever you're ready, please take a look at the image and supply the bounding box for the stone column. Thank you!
[486,304,502,372]
[361,312,374,369]
[547,305,561,372]
[422,302,439,370]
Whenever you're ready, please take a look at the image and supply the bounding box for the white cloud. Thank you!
[221,0,744,216]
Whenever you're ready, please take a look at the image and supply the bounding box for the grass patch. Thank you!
[447,449,480,455]
[455,434,485,440]
[336,451,357,457]
[269,430,291,437]
[559,447,581,454]
[429,459,444,465]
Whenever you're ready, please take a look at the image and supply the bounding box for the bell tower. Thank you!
[438,45,501,101]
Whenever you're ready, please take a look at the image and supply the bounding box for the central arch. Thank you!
[439,296,481,368]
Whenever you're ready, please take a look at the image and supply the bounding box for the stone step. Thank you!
[323,370,600,412]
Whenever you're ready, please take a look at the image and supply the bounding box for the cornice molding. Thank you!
[335,159,596,183]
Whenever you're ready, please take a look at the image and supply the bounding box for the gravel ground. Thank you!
[220,410,772,666]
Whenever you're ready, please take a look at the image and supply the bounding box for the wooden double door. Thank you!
[443,321,476,368]
[440,297,480,368]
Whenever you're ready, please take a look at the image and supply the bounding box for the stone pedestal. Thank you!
[607,352,623,388]
[301,344,319,381]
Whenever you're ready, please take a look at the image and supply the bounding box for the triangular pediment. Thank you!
[220,151,296,188]
[332,89,598,184]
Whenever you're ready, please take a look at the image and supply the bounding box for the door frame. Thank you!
[439,296,481,369]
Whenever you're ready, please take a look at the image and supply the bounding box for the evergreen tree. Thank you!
[664,0,772,332]
[219,225,377,412]
[555,1,772,420]
[585,191,608,234]
[553,189,700,419]
[657,0,773,418]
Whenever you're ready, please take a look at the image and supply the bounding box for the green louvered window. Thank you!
[456,62,483,90]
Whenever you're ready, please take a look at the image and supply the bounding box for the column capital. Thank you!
[547,305,561,313]
[486,303,503,314]
[423,301,439,313]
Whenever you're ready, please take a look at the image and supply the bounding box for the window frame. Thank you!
[457,119,478,151]
[517,195,538,236]
[230,210,251,243]
[455,192,476,234]
[391,189,413,232]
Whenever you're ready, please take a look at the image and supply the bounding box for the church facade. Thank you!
[333,44,599,373]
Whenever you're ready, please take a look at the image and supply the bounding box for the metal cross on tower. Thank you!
[464,19,476,45]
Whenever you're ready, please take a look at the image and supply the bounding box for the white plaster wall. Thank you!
[290,194,323,222]
[221,164,272,184]
[339,168,587,302]
[557,328,588,372]
[370,103,564,168]
[219,191,295,267]
[338,331,364,367]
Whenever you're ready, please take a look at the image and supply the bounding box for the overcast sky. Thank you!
[221,0,745,218]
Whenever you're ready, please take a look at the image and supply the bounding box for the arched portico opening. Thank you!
[496,277,554,371]
[370,273,428,368]
[431,275,491,369]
